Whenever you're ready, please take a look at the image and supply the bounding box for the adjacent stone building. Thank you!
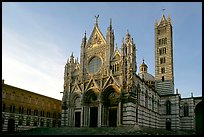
[2,80,61,132]
[60,13,202,134]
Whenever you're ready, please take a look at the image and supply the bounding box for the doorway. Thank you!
[109,108,117,127]
[90,107,98,127]
[195,101,202,135]
[8,119,15,132]
[166,121,171,131]
[75,112,81,127]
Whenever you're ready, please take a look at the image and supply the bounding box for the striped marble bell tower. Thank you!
[154,13,174,95]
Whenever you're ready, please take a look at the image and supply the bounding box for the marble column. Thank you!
[118,101,122,126]
[98,102,102,127]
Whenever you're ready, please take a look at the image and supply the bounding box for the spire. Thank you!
[125,30,131,43]
[167,14,171,24]
[71,52,74,58]
[84,30,86,39]
[81,30,86,45]
[159,8,167,25]
[110,18,112,29]
[67,58,69,63]
[70,52,74,64]
[115,43,118,50]
[155,19,158,27]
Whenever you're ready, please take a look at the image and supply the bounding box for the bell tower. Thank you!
[154,12,174,95]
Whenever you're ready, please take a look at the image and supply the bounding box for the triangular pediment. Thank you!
[85,77,100,91]
[159,14,167,26]
[87,25,106,49]
[111,47,121,61]
[103,75,120,89]
[71,83,82,93]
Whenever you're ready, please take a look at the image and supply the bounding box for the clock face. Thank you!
[88,56,102,74]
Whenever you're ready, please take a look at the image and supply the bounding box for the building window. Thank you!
[53,112,56,118]
[10,105,15,113]
[27,108,31,115]
[161,67,165,74]
[184,103,189,117]
[22,107,24,114]
[19,107,21,114]
[88,56,102,74]
[47,112,50,117]
[166,100,171,115]
[136,108,138,122]
[2,103,6,112]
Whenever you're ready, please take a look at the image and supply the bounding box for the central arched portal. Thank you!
[83,88,99,127]
[101,85,120,127]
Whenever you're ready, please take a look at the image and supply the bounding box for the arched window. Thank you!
[19,107,21,114]
[184,103,189,117]
[137,85,140,105]
[152,96,154,111]
[166,100,171,115]
[145,90,148,108]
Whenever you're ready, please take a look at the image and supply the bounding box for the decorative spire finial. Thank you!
[84,30,86,38]
[116,43,118,49]
[162,8,165,15]
[95,14,99,25]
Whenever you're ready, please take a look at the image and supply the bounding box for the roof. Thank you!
[138,72,155,82]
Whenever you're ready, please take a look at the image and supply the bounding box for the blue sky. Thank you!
[2,2,202,100]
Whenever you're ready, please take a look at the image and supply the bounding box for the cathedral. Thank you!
[61,13,202,134]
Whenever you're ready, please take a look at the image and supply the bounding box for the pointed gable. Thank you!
[159,14,168,26]
[111,46,121,61]
[85,77,100,91]
[87,25,106,49]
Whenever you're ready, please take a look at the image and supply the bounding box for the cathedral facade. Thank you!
[61,14,202,134]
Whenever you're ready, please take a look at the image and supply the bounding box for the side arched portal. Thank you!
[195,101,202,135]
[101,85,120,127]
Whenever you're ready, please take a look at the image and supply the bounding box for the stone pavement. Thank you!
[2,126,197,135]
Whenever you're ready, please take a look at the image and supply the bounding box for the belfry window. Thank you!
[161,67,165,74]
[160,57,166,64]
